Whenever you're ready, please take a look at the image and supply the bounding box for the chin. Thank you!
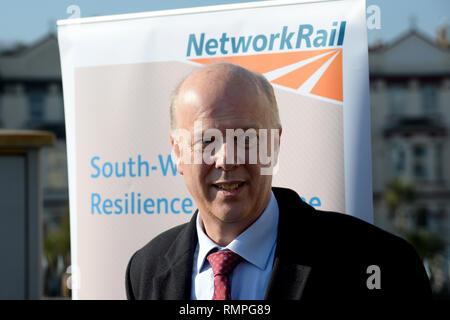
[212,202,250,223]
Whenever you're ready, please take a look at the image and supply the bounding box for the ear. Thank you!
[170,134,184,175]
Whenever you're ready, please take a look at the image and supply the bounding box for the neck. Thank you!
[200,192,271,247]
[200,218,250,247]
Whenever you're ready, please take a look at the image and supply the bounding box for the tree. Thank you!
[384,177,416,229]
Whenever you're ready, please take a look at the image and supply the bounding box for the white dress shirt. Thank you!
[191,191,279,300]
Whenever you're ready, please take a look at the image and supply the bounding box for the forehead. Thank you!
[175,66,272,129]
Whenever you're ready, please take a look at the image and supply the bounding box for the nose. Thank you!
[214,139,237,171]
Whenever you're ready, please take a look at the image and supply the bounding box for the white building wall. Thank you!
[407,79,422,117]
[2,84,28,129]
[45,84,64,123]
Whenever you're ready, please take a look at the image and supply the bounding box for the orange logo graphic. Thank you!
[189,48,343,102]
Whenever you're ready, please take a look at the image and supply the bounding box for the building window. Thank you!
[435,144,443,180]
[46,148,67,189]
[28,89,45,124]
[412,144,428,179]
[422,84,437,115]
[388,85,406,115]
[391,143,406,175]
[416,207,428,228]
[0,90,3,126]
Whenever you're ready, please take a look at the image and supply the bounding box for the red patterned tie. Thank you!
[207,249,242,300]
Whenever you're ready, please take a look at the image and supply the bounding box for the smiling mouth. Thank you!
[212,182,245,191]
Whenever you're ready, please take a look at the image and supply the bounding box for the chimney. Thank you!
[436,24,449,49]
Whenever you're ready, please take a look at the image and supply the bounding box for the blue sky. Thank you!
[0,0,448,47]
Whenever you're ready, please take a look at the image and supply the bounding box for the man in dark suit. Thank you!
[125,63,431,300]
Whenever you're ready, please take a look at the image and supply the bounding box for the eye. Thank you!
[193,136,215,147]
[203,136,215,145]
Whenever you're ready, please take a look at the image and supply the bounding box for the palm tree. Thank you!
[384,178,446,294]
[384,177,416,230]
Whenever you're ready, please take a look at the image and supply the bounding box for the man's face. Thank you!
[171,67,279,227]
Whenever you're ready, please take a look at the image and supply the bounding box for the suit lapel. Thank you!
[152,250,195,299]
[264,187,315,300]
[152,212,198,300]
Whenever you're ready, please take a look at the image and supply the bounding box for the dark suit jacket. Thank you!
[125,187,431,300]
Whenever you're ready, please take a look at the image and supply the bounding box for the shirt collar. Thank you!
[196,191,279,272]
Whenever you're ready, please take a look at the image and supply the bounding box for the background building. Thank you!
[0,25,449,298]
[370,25,450,296]
[0,34,69,297]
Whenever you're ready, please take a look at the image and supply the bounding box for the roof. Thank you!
[369,29,450,77]
[0,33,61,80]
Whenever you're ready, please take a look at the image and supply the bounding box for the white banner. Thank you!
[57,0,371,299]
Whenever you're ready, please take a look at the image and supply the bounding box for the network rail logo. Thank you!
[186,21,346,102]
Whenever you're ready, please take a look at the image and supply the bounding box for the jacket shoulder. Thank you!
[273,186,431,298]
[312,209,414,253]
[125,222,189,299]
[309,210,431,298]
[273,187,420,258]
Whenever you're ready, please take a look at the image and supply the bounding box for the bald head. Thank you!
[169,63,281,242]
[170,63,281,130]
